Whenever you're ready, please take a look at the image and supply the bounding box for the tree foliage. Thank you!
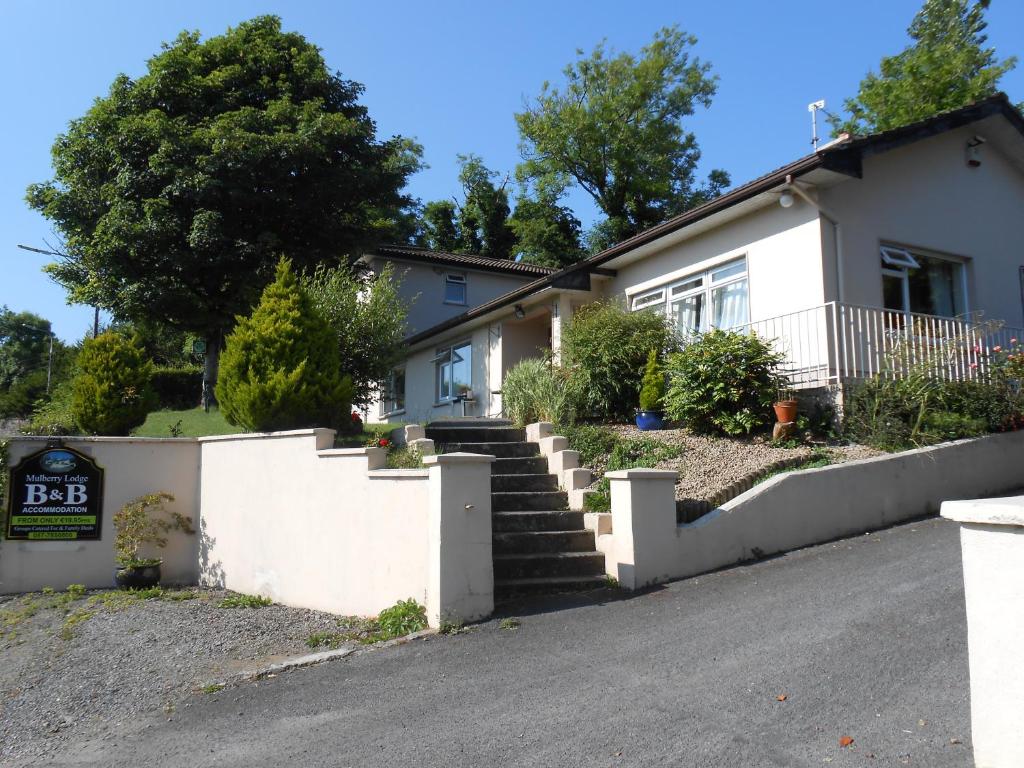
[303,261,409,408]
[0,307,54,390]
[829,0,1018,136]
[216,259,353,432]
[72,331,157,436]
[27,15,422,377]
[516,26,729,249]
[638,349,666,412]
[509,191,585,268]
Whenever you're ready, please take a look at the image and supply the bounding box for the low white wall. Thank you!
[606,430,1024,589]
[198,430,494,626]
[1,437,200,593]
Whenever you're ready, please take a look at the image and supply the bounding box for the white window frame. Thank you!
[433,340,472,403]
[629,256,750,334]
[380,367,406,417]
[444,273,467,306]
[879,244,969,319]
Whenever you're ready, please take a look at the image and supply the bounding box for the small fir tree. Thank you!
[638,349,666,412]
[216,258,353,432]
[72,332,157,435]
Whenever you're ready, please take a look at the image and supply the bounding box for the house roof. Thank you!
[368,245,557,277]
[405,93,1024,348]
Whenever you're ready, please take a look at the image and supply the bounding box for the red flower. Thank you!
[351,411,362,423]
[378,438,390,448]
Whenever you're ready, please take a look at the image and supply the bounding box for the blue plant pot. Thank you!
[635,410,665,431]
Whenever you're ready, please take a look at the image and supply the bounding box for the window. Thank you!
[380,368,405,416]
[632,257,749,335]
[880,246,966,318]
[434,341,472,402]
[444,273,467,305]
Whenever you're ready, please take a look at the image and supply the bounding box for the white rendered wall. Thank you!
[1,437,200,593]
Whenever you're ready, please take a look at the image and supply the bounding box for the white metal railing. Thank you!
[737,302,1024,389]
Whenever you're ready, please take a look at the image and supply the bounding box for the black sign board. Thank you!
[5,446,104,540]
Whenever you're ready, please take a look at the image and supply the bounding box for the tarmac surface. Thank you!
[45,516,972,767]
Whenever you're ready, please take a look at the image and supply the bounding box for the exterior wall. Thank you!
[605,429,1024,589]
[365,256,538,336]
[0,438,200,593]
[501,311,551,376]
[605,202,827,322]
[823,123,1024,325]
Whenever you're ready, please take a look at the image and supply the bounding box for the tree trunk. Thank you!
[202,333,221,409]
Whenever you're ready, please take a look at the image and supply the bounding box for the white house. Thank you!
[373,94,1024,425]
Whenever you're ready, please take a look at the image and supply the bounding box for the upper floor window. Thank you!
[444,273,467,305]
[630,257,749,335]
[380,368,405,416]
[880,245,966,318]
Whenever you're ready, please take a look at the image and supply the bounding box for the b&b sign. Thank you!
[5,447,104,541]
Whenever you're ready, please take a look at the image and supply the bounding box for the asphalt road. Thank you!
[47,516,972,768]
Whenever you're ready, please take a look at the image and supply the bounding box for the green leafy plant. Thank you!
[219,593,272,609]
[557,424,620,467]
[499,617,521,630]
[25,380,77,436]
[560,300,676,420]
[113,492,195,568]
[638,349,666,412]
[150,367,202,410]
[217,258,354,432]
[663,330,783,436]
[72,331,157,435]
[501,358,571,426]
[376,598,428,637]
[582,436,683,513]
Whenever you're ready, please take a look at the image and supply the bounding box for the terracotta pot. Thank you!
[773,399,798,424]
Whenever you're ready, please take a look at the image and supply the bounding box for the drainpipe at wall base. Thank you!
[785,174,844,304]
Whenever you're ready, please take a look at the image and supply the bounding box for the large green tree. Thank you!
[27,15,422,391]
[0,307,52,390]
[829,0,1018,136]
[516,26,729,251]
[509,190,585,268]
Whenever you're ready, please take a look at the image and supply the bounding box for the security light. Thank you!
[779,192,795,208]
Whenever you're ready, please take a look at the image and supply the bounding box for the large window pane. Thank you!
[451,342,472,396]
[671,293,704,335]
[883,273,905,312]
[711,279,748,329]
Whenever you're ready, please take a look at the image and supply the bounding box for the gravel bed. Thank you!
[601,424,884,503]
[0,588,369,763]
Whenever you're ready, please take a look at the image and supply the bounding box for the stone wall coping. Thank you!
[941,496,1024,527]
[367,469,429,479]
[317,447,378,458]
[422,452,496,465]
[4,435,199,444]
[198,428,336,443]
[605,468,679,480]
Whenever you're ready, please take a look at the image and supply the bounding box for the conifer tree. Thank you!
[72,332,157,435]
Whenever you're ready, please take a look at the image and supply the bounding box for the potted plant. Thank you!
[636,349,666,431]
[773,387,798,424]
[113,492,195,589]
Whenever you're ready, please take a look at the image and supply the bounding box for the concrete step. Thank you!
[426,426,525,444]
[494,575,609,598]
[437,441,538,458]
[426,418,512,428]
[492,490,568,512]
[490,473,558,493]
[494,551,606,580]
[492,511,586,533]
[493,530,597,555]
[492,457,549,475]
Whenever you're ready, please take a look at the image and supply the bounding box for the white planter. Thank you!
[941,496,1024,768]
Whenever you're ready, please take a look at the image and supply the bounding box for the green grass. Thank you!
[334,421,409,448]
[133,407,237,438]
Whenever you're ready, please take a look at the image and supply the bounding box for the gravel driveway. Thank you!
[0,588,372,762]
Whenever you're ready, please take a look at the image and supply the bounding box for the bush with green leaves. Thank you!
[501,358,570,426]
[638,349,666,412]
[151,366,202,410]
[217,259,354,432]
[72,332,157,435]
[0,369,49,419]
[557,423,620,467]
[583,436,683,512]
[560,300,676,420]
[25,380,76,436]
[376,598,427,637]
[663,330,783,436]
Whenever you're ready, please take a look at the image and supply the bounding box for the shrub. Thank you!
[582,436,683,513]
[217,258,354,432]
[376,598,427,637]
[663,330,783,436]
[151,367,202,410]
[638,349,665,412]
[560,300,676,420]
[72,332,157,435]
[502,358,570,426]
[0,369,49,419]
[557,423,620,467]
[113,492,194,568]
[25,380,76,436]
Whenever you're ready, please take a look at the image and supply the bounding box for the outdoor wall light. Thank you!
[778,191,795,208]
[514,304,526,319]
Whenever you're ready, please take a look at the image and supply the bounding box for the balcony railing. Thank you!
[737,302,1024,389]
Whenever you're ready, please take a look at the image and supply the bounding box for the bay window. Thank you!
[435,341,472,402]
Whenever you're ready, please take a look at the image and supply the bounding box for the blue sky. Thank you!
[2,0,1022,342]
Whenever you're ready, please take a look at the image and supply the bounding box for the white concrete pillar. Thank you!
[549,294,573,363]
[423,453,495,627]
[606,469,678,589]
[941,496,1024,768]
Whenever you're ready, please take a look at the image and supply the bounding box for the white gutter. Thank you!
[785,174,845,303]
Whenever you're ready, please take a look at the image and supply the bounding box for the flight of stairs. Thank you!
[425,419,607,599]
